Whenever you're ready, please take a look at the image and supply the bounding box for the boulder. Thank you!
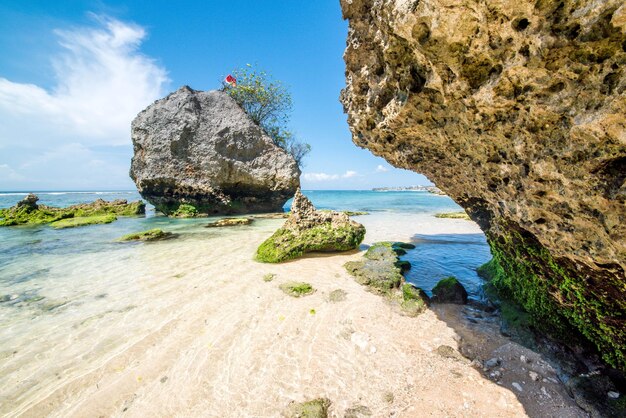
[340,0,626,370]
[432,277,468,305]
[255,189,365,263]
[130,86,300,215]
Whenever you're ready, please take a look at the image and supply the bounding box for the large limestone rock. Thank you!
[130,86,300,215]
[255,189,366,263]
[340,0,626,369]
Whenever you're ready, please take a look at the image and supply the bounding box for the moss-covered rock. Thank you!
[255,189,365,263]
[279,282,315,297]
[50,214,117,229]
[484,223,626,371]
[346,242,428,317]
[432,277,468,304]
[206,217,252,227]
[171,204,199,218]
[345,243,403,293]
[285,398,331,418]
[0,194,145,227]
[118,228,174,242]
[400,283,430,316]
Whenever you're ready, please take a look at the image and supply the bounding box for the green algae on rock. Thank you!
[0,194,145,227]
[255,189,365,263]
[345,242,428,316]
[50,214,117,229]
[285,397,331,418]
[171,204,199,218]
[118,229,174,242]
[279,281,315,298]
[432,277,468,305]
[206,217,252,227]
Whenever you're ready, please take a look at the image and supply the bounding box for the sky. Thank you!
[0,1,431,191]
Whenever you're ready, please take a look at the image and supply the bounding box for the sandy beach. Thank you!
[0,213,584,417]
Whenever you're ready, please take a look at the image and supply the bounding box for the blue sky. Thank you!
[0,0,431,190]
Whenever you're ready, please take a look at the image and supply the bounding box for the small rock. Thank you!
[512,382,523,392]
[485,358,501,369]
[541,386,552,399]
[470,359,483,368]
[529,371,540,381]
[520,355,530,363]
[490,370,502,380]
[608,391,620,399]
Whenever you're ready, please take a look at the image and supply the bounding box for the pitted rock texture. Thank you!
[341,0,626,369]
[130,86,300,215]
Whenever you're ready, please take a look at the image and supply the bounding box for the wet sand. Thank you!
[1,214,583,417]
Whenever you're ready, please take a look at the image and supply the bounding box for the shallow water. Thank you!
[0,190,491,415]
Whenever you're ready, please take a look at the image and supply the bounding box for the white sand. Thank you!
[3,215,533,417]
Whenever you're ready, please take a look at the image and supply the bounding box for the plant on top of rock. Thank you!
[222,64,310,167]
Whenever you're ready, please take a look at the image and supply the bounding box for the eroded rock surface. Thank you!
[340,0,626,369]
[130,86,300,215]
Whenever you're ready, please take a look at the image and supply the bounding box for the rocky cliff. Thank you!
[340,0,626,369]
[130,87,300,215]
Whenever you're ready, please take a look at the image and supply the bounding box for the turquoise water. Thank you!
[0,189,492,411]
[0,190,490,298]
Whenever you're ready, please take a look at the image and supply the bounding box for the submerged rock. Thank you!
[0,195,144,227]
[255,189,365,263]
[205,218,252,228]
[279,281,315,298]
[130,86,300,215]
[50,214,117,229]
[345,242,428,316]
[340,0,626,370]
[118,229,174,242]
[285,398,331,418]
[432,277,468,305]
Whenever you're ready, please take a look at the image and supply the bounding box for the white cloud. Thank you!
[375,164,388,173]
[302,171,358,182]
[0,16,169,147]
[303,172,339,181]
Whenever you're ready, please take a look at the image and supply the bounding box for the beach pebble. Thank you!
[529,371,540,381]
[512,382,523,392]
[485,358,501,369]
[520,355,530,363]
[608,391,620,399]
[489,370,502,380]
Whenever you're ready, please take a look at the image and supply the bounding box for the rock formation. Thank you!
[340,0,626,369]
[255,189,366,263]
[130,86,300,215]
[0,195,145,227]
